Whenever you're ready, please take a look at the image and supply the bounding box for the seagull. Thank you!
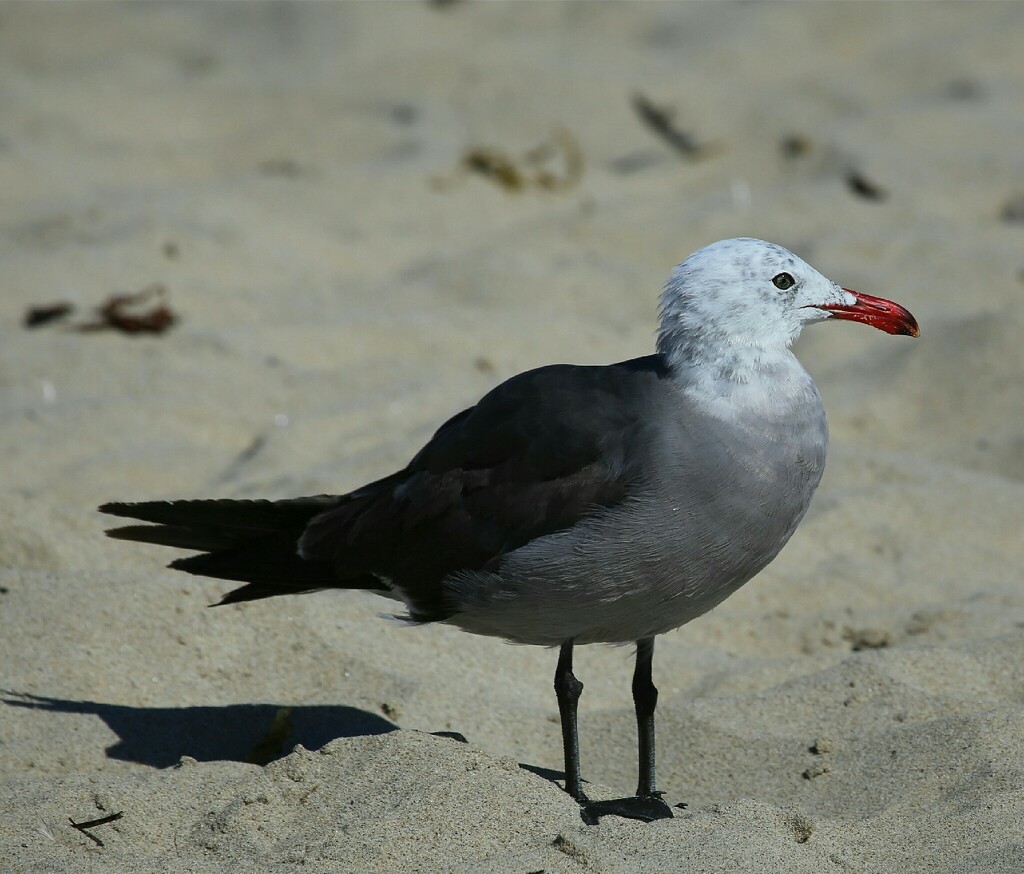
[100,238,919,823]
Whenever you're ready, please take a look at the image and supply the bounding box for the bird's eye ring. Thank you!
[772,272,795,290]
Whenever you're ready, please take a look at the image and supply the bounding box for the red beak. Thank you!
[820,288,920,337]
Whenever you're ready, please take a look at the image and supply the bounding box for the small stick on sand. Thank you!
[68,811,123,847]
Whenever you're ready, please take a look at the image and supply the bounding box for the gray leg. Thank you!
[630,634,663,802]
[633,637,661,798]
[573,637,674,825]
[554,639,587,801]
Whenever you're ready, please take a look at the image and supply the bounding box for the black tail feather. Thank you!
[105,523,240,553]
[99,497,338,533]
[99,496,381,604]
[168,536,335,588]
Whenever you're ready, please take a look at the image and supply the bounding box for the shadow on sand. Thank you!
[3,691,396,767]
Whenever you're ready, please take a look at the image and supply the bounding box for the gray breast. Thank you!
[444,380,828,646]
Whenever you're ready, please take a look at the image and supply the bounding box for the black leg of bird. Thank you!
[633,636,660,798]
[571,635,674,823]
[554,639,587,802]
[554,637,674,825]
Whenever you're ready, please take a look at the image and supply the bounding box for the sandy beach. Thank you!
[2,3,1024,871]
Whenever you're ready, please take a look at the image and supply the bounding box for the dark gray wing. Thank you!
[298,355,670,621]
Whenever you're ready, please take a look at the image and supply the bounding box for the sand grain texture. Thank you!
[2,4,1024,872]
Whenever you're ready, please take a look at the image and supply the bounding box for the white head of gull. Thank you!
[658,237,917,415]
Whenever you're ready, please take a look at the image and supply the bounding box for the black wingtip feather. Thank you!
[101,495,386,606]
[98,497,339,532]
[98,501,143,517]
[105,524,239,552]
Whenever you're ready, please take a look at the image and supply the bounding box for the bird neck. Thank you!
[660,338,816,423]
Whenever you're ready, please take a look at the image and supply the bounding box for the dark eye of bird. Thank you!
[772,272,795,290]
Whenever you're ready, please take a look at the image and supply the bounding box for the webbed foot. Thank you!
[579,793,674,825]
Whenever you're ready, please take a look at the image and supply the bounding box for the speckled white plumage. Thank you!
[657,238,855,417]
